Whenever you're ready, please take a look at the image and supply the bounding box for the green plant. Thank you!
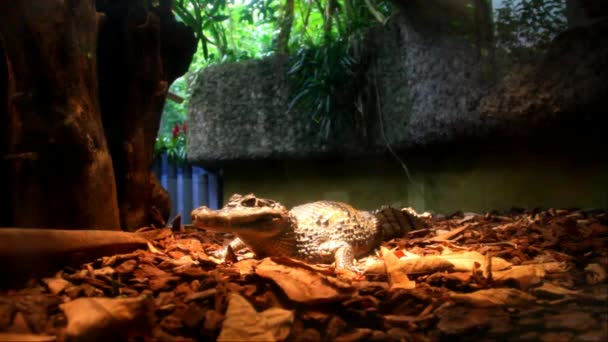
[155,122,188,163]
[494,0,567,63]
[159,0,397,146]
[288,38,358,139]
[173,0,279,63]
[287,0,392,140]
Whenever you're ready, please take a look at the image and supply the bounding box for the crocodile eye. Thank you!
[241,197,257,207]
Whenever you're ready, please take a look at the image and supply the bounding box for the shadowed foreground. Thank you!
[0,207,606,341]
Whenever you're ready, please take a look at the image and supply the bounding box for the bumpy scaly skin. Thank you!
[289,201,381,265]
[191,194,419,269]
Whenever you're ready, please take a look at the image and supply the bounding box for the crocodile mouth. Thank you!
[191,206,288,236]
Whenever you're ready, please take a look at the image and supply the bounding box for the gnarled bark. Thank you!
[0,39,9,226]
[0,0,120,229]
[97,0,195,230]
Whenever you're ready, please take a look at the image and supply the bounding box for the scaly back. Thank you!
[288,201,420,262]
[373,206,420,241]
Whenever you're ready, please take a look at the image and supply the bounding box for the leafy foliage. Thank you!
[156,0,282,161]
[155,76,188,163]
[155,0,573,158]
[155,122,188,164]
[173,0,279,63]
[494,0,567,63]
[288,38,359,139]
[287,0,393,140]
[156,0,394,155]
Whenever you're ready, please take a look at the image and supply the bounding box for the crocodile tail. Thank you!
[373,206,421,240]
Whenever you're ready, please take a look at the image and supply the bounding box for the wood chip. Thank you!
[2,207,606,341]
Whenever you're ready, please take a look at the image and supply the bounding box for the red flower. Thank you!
[182,122,187,134]
[172,123,180,138]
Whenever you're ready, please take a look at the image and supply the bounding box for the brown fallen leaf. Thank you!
[335,328,373,341]
[92,266,115,277]
[545,311,597,331]
[171,214,182,232]
[224,245,238,264]
[159,254,197,269]
[493,264,546,289]
[184,289,217,303]
[60,297,153,341]
[362,259,385,275]
[136,228,173,241]
[585,263,606,285]
[539,331,575,341]
[114,259,138,274]
[426,272,475,290]
[515,260,569,275]
[269,257,335,275]
[532,282,581,299]
[8,312,30,334]
[255,258,354,304]
[428,224,473,242]
[381,247,416,290]
[231,259,260,275]
[147,241,163,254]
[134,263,170,278]
[326,316,347,339]
[149,276,181,291]
[450,288,536,307]
[42,277,72,295]
[173,265,208,278]
[203,309,224,332]
[217,293,294,342]
[398,256,455,275]
[438,251,512,272]
[175,238,203,252]
[436,306,510,335]
[100,251,142,268]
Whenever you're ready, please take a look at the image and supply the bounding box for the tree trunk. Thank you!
[473,0,494,61]
[566,0,590,27]
[0,39,9,226]
[0,0,121,229]
[97,0,195,230]
[0,0,194,230]
[276,0,294,54]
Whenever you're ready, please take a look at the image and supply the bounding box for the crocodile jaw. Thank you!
[191,206,290,238]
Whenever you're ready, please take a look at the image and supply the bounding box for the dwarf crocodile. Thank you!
[191,193,424,269]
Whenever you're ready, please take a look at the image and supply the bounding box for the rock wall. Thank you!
[187,9,607,165]
[368,10,490,148]
[473,19,608,140]
[187,57,314,163]
[187,57,365,164]
[187,9,488,164]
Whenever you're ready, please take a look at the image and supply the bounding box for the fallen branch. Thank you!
[0,228,157,282]
[428,223,475,242]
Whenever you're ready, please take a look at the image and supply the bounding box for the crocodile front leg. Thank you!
[318,240,356,270]
[210,237,248,260]
[334,244,355,270]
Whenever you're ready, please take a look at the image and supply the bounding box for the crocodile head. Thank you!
[191,193,292,238]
